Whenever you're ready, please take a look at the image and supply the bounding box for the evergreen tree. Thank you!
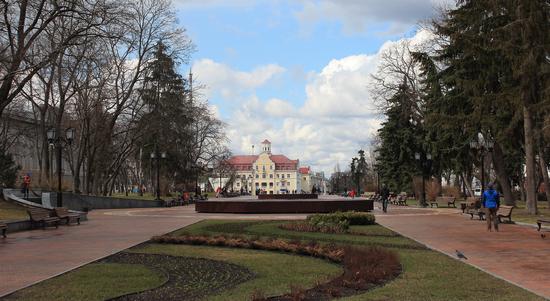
[139,42,194,186]
[0,148,20,188]
[376,79,420,192]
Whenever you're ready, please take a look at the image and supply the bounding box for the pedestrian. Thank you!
[380,184,390,213]
[482,182,500,232]
[22,173,31,199]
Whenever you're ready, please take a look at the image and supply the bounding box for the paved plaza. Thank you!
[1,204,549,299]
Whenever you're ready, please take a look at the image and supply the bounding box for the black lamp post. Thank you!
[415,152,432,207]
[150,147,166,201]
[47,127,75,207]
[469,133,494,195]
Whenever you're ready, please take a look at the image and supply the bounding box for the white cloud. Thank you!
[199,30,434,175]
[193,59,285,99]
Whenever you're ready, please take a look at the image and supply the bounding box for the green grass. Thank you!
[0,199,28,221]
[4,263,165,301]
[132,244,341,300]
[173,219,425,250]
[171,220,544,301]
[510,201,549,224]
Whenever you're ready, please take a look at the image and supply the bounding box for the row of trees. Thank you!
[0,0,228,195]
[374,0,549,214]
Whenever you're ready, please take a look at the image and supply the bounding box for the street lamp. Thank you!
[351,157,361,195]
[470,133,494,194]
[150,148,167,201]
[415,152,432,207]
[47,127,75,207]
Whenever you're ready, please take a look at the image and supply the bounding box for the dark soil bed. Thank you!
[102,252,255,301]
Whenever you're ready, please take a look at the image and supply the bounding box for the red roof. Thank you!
[262,139,271,144]
[298,167,310,174]
[227,155,258,165]
[270,155,298,165]
[227,154,298,170]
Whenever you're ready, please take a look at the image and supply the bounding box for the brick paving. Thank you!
[375,206,550,299]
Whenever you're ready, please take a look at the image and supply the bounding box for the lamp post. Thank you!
[469,133,494,194]
[150,147,166,201]
[47,127,75,207]
[351,157,361,195]
[415,152,432,207]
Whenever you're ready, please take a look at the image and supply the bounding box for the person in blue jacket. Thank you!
[482,182,500,231]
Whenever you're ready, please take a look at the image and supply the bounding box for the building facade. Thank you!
[299,166,327,194]
[227,140,300,195]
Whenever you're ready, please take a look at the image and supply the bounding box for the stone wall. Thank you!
[61,193,163,211]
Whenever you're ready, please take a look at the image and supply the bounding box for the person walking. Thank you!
[380,184,390,213]
[22,173,31,199]
[482,183,500,231]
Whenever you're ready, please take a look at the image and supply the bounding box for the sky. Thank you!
[173,0,453,175]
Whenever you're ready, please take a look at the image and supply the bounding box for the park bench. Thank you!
[496,205,514,223]
[397,192,408,206]
[430,196,457,208]
[0,222,7,238]
[53,207,81,225]
[464,198,484,220]
[536,219,550,231]
[27,208,59,229]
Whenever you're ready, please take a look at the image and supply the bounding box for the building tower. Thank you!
[261,139,271,154]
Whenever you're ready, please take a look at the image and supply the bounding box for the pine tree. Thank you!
[376,79,420,192]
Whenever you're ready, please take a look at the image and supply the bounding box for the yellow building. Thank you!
[227,140,300,195]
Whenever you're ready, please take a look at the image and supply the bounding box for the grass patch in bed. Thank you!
[131,244,342,301]
[4,263,165,301]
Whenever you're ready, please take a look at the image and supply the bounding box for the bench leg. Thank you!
[77,217,80,225]
[2,229,6,238]
[538,222,542,231]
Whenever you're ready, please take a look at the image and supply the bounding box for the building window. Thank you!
[262,166,265,171]
[255,183,259,187]
[277,174,279,178]
[269,182,273,187]
[282,174,285,179]
[255,174,259,179]
[261,182,267,187]
[287,182,291,186]
[262,174,266,179]
[256,165,258,170]
[287,174,290,178]
[269,174,273,178]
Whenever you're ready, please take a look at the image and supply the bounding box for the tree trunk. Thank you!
[492,143,515,205]
[538,150,550,204]
[524,106,538,214]
[462,173,474,197]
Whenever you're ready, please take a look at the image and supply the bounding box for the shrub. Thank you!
[306,211,375,227]
[280,221,348,233]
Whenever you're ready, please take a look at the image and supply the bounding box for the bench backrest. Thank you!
[436,196,455,201]
[54,207,70,217]
[497,205,514,216]
[27,208,51,220]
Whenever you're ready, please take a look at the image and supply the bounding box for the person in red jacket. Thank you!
[22,174,31,198]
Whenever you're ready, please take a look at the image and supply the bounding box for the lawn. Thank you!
[0,198,28,221]
[4,263,165,301]
[511,201,549,224]
[171,220,544,301]
[6,219,544,301]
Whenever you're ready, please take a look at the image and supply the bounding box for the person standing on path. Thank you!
[22,173,31,199]
[380,184,390,213]
[482,182,500,231]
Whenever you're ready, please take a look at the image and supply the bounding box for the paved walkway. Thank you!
[0,206,306,297]
[376,205,550,299]
[1,203,550,299]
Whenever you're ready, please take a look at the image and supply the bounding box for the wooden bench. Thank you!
[0,222,7,238]
[430,196,457,208]
[496,206,514,223]
[27,208,59,229]
[54,207,81,225]
[537,219,550,231]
